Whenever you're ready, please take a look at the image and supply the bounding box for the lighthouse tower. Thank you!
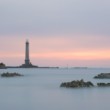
[25,40,30,65]
[20,40,38,68]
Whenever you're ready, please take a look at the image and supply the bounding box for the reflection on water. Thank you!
[0,68,110,110]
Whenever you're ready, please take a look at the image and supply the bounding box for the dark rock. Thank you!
[97,83,110,87]
[0,63,6,69]
[60,79,94,88]
[94,73,110,79]
[1,72,23,77]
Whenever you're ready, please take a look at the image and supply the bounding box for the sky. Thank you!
[0,0,110,67]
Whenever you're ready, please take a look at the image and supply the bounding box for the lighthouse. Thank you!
[25,40,30,65]
[20,40,38,68]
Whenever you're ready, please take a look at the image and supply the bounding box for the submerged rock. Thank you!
[94,73,110,79]
[60,79,94,88]
[1,72,23,77]
[97,83,110,87]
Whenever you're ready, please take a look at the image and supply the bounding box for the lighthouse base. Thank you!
[20,63,38,68]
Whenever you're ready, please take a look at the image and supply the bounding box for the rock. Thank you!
[97,83,110,87]
[94,73,110,79]
[60,79,94,88]
[0,63,6,69]
[1,72,23,77]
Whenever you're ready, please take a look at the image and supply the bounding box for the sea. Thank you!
[0,68,110,110]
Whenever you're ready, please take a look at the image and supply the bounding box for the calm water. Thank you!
[0,68,110,110]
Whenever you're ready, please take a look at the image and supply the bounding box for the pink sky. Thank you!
[0,34,110,67]
[0,0,110,67]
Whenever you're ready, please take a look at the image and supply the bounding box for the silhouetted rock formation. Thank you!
[0,63,6,69]
[1,72,23,77]
[97,83,110,87]
[60,79,94,88]
[94,73,110,79]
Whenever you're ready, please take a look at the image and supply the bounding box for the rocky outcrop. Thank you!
[97,83,110,87]
[0,63,6,69]
[94,73,110,79]
[60,79,94,88]
[1,72,23,77]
